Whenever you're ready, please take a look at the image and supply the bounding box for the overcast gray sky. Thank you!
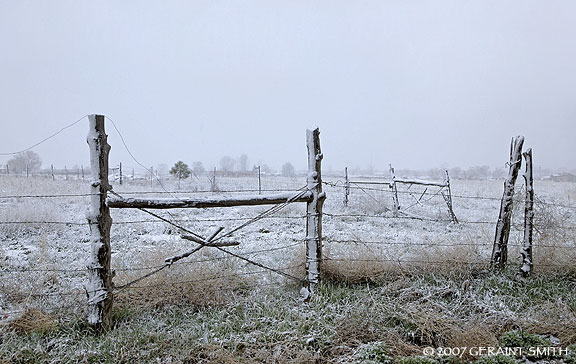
[1,1,575,173]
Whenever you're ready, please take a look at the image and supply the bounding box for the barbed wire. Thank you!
[0,193,98,199]
[0,214,307,226]
[104,188,310,286]
[0,242,303,274]
[0,279,297,318]
[1,264,304,304]
[322,212,576,230]
[324,239,574,249]
[1,180,574,209]
[322,181,576,209]
[322,257,575,268]
[0,189,299,201]
[0,115,88,156]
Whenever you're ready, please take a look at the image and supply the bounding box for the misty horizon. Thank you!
[1,2,575,174]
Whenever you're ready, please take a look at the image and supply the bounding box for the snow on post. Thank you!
[389,164,400,216]
[86,114,114,328]
[491,136,524,270]
[305,128,325,296]
[520,148,534,276]
[444,170,459,224]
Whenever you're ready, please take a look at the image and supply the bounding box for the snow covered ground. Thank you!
[1,175,575,318]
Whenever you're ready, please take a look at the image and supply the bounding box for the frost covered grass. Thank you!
[1,269,575,363]
[1,175,576,362]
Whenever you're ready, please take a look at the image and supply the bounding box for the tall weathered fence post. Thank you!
[119,162,123,185]
[520,148,534,276]
[86,114,113,328]
[491,136,524,269]
[305,128,324,296]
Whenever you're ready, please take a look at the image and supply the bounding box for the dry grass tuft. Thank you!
[522,301,576,344]
[321,245,400,283]
[8,309,57,334]
[114,247,252,309]
[320,240,488,284]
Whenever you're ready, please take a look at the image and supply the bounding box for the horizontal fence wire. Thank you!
[324,239,574,249]
[0,193,98,199]
[0,279,297,317]
[1,183,574,209]
[323,181,576,209]
[1,264,305,311]
[322,212,576,230]
[322,258,573,268]
[0,189,301,200]
[0,241,303,274]
[0,215,307,225]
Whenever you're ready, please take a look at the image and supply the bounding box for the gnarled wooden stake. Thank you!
[520,148,534,276]
[491,136,524,270]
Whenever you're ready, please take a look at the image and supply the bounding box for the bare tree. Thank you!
[7,150,42,174]
[220,156,236,172]
[192,161,205,174]
[238,154,249,172]
[281,162,296,177]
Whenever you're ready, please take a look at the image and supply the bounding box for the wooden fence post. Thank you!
[305,128,325,296]
[211,167,217,192]
[257,165,261,194]
[444,170,458,223]
[491,136,524,269]
[86,114,113,328]
[389,164,400,215]
[51,165,55,181]
[520,148,534,276]
[344,167,350,207]
[119,162,123,185]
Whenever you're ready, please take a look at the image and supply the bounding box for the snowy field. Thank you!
[1,174,575,318]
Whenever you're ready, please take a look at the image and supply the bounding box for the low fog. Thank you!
[1,1,575,176]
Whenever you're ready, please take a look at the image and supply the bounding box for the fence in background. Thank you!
[1,117,575,328]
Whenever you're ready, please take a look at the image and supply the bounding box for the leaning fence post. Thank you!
[444,170,458,223]
[86,114,113,328]
[491,136,524,269]
[305,128,325,296]
[520,148,534,276]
